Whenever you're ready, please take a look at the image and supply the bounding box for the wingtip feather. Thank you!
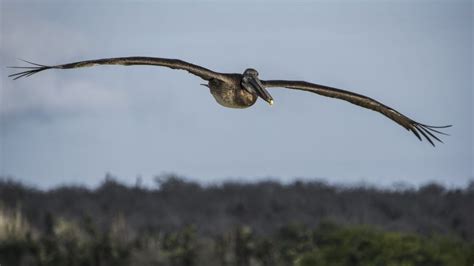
[410,121,451,147]
[8,60,52,80]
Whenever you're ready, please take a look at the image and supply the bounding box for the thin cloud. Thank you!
[1,76,129,122]
[1,11,129,123]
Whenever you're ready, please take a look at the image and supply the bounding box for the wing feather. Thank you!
[262,80,451,146]
[8,56,228,81]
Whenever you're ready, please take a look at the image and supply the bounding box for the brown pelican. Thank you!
[8,56,451,146]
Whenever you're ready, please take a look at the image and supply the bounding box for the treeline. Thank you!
[0,175,473,265]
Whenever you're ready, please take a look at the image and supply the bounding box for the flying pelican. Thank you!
[8,56,451,146]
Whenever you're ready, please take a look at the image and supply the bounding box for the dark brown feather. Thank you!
[8,56,228,81]
[262,80,451,146]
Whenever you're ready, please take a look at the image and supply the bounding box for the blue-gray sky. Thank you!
[1,0,472,189]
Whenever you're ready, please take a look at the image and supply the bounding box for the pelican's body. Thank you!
[9,56,450,146]
[208,75,257,108]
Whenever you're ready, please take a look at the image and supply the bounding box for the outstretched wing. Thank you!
[8,56,229,81]
[262,80,451,146]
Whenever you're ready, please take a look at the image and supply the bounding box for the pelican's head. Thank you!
[243,68,259,77]
[241,68,274,105]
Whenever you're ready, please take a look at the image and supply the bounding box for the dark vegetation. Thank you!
[0,174,473,265]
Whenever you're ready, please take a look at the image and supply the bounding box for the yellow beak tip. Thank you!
[269,100,274,105]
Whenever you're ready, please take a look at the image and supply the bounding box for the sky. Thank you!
[0,0,472,189]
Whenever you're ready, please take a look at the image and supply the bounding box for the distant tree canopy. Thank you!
[0,175,473,240]
[0,175,473,265]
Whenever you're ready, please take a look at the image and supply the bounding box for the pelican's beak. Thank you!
[249,77,274,105]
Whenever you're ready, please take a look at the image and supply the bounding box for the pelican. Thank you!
[8,56,451,146]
